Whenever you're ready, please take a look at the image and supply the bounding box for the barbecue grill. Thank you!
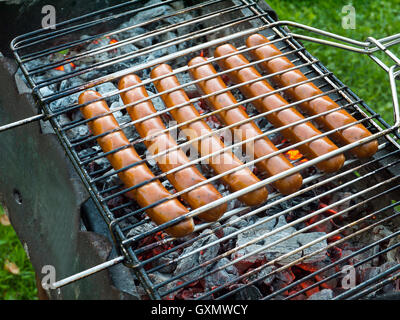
[1,0,400,300]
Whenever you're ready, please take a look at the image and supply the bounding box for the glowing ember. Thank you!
[109,38,118,44]
[54,62,76,71]
[286,149,303,161]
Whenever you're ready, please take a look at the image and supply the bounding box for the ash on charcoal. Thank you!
[57,114,90,141]
[357,266,380,284]
[307,289,333,300]
[232,284,263,300]
[226,215,249,229]
[152,250,180,274]
[174,230,220,283]
[145,90,166,112]
[126,221,155,239]
[379,261,399,294]
[299,232,327,264]
[94,82,123,105]
[51,77,86,111]
[232,216,292,268]
[204,258,239,289]
[387,235,400,263]
[134,0,174,25]
[110,106,139,141]
[245,265,276,286]
[148,271,183,300]
[233,212,327,267]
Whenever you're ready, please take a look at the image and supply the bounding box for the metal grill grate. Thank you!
[8,0,400,300]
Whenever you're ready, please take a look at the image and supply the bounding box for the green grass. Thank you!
[266,0,400,126]
[0,207,38,300]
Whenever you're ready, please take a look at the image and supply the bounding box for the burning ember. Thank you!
[54,61,76,72]
[286,149,303,161]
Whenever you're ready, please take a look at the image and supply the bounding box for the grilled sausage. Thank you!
[150,64,268,206]
[188,56,303,195]
[246,33,378,159]
[214,44,345,173]
[118,74,226,222]
[79,90,194,238]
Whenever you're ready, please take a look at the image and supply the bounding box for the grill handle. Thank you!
[50,255,125,290]
[0,113,45,133]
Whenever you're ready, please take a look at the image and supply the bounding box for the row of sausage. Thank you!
[78,33,378,238]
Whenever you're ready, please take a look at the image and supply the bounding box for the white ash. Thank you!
[152,250,180,274]
[95,82,123,105]
[126,221,155,239]
[231,213,327,266]
[174,230,220,283]
[204,257,239,289]
[246,265,276,286]
[147,271,183,300]
[307,289,333,300]
[226,214,249,229]
[387,235,400,263]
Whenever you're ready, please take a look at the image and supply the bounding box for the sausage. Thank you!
[187,56,303,195]
[246,33,378,159]
[214,44,345,173]
[150,64,268,206]
[78,90,194,238]
[118,74,226,222]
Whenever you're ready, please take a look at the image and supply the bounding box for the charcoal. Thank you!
[262,230,302,265]
[38,85,54,98]
[57,114,90,141]
[387,235,400,263]
[204,258,239,289]
[226,215,248,229]
[52,78,85,111]
[275,269,295,284]
[148,271,183,300]
[232,217,302,267]
[298,232,327,263]
[174,231,220,283]
[152,250,179,274]
[222,226,238,237]
[147,91,166,112]
[127,27,153,48]
[94,82,122,105]
[126,221,155,239]
[307,289,333,300]
[358,266,380,283]
[112,111,139,141]
[134,0,174,25]
[245,265,276,286]
[233,284,263,300]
